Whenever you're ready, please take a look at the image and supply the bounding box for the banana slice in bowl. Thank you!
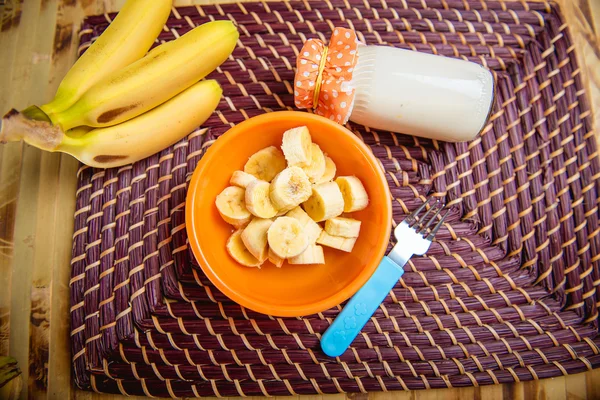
[267,217,310,259]
[269,167,312,210]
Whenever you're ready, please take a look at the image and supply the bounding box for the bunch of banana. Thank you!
[216,125,370,268]
[0,0,239,168]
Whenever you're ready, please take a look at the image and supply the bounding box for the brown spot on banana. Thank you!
[93,155,128,163]
[97,104,137,124]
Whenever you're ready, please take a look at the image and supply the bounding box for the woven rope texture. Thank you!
[69,0,600,397]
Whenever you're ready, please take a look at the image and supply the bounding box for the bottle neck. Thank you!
[347,45,378,122]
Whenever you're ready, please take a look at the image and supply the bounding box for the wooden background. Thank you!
[0,0,598,399]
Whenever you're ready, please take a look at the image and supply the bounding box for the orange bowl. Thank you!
[186,111,391,316]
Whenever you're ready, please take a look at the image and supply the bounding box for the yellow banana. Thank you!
[300,143,326,183]
[267,216,309,258]
[216,186,252,228]
[289,244,325,265]
[317,231,358,252]
[48,20,238,130]
[302,181,345,222]
[336,176,369,212]
[1,80,222,169]
[40,0,172,115]
[324,217,361,238]
[244,146,287,182]
[226,230,262,267]
[281,126,312,167]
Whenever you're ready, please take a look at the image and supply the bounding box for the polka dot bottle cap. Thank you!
[294,27,359,124]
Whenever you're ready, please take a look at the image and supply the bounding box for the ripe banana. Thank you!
[281,126,312,166]
[302,181,344,222]
[316,231,358,252]
[289,244,325,265]
[336,176,369,212]
[244,146,287,182]
[241,218,273,262]
[1,80,222,169]
[316,155,337,184]
[285,206,322,244]
[269,167,312,210]
[267,216,309,258]
[230,170,258,188]
[39,0,172,116]
[268,248,284,267]
[47,20,238,130]
[301,143,326,183]
[227,230,262,267]
[245,180,278,219]
[325,217,361,238]
[216,186,252,228]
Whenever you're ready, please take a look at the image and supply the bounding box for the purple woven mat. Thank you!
[68,1,600,397]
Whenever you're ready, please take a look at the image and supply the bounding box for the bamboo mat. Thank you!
[69,0,600,397]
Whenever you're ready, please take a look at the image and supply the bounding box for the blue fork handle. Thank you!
[321,256,405,357]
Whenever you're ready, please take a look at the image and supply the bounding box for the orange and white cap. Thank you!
[294,27,360,124]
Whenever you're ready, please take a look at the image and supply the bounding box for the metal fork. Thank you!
[321,197,449,357]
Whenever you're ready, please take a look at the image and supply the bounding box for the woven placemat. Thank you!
[69,0,600,397]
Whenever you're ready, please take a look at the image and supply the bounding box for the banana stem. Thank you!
[0,109,63,151]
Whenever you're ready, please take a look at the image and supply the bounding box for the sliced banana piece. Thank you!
[336,176,369,212]
[289,244,325,265]
[216,186,252,227]
[281,126,312,167]
[276,206,294,217]
[301,143,326,183]
[244,146,287,182]
[316,231,358,252]
[268,247,284,268]
[302,181,344,222]
[230,170,257,188]
[226,229,262,267]
[241,218,273,262]
[286,206,323,244]
[325,217,361,238]
[269,167,312,211]
[316,155,337,184]
[246,180,278,218]
[267,216,309,258]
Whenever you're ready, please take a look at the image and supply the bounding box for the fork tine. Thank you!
[417,204,444,234]
[426,209,450,240]
[405,199,430,224]
[414,201,441,231]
